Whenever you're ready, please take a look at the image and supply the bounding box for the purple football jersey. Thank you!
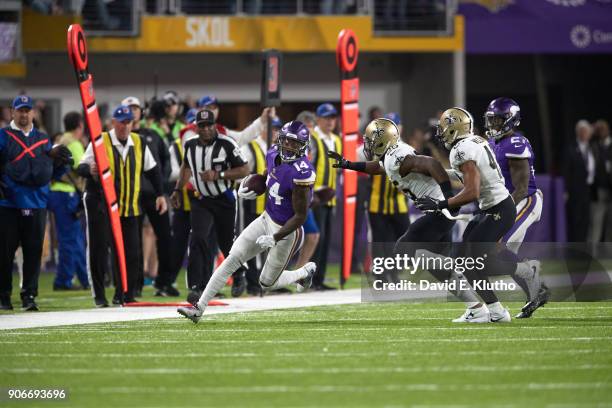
[265,145,315,225]
[490,131,537,196]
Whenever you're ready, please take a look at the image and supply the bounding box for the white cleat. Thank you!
[489,307,511,323]
[296,262,317,293]
[177,304,203,324]
[452,305,490,323]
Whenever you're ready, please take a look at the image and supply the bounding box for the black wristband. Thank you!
[346,161,367,172]
[439,181,453,199]
[439,199,449,210]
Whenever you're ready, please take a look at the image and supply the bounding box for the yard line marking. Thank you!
[3,364,610,375]
[1,336,610,344]
[71,382,610,394]
[3,349,601,359]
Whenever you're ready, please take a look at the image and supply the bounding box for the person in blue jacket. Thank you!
[0,95,72,311]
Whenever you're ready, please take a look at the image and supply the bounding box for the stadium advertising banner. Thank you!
[460,0,612,53]
[22,14,464,53]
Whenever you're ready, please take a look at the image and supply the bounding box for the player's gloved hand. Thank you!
[48,145,73,167]
[414,196,448,213]
[256,235,276,249]
[238,177,258,200]
[327,151,350,169]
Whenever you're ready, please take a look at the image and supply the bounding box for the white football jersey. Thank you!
[450,135,510,210]
[382,141,444,201]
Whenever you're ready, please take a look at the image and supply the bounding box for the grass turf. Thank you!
[1,302,611,407]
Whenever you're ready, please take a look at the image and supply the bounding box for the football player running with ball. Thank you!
[415,107,538,323]
[177,121,317,323]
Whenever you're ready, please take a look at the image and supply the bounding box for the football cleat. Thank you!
[489,307,511,323]
[521,259,542,301]
[452,305,490,323]
[515,283,550,319]
[177,304,203,324]
[296,262,317,293]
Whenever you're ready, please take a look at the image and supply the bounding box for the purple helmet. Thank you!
[484,97,521,140]
[278,121,310,162]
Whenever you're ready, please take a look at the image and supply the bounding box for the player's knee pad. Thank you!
[223,254,244,273]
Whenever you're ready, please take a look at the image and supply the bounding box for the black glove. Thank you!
[327,151,350,169]
[414,196,448,212]
[48,145,74,167]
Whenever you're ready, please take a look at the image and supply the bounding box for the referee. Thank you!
[170,110,249,303]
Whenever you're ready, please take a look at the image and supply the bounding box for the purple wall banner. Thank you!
[459,0,612,53]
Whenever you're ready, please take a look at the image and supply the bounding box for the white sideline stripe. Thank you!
[3,364,610,375]
[69,382,612,394]
[1,336,609,344]
[3,349,601,359]
[0,289,362,330]
[2,325,611,335]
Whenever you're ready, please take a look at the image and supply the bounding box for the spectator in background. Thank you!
[150,91,185,146]
[0,95,72,311]
[48,112,90,291]
[565,120,595,242]
[590,119,612,242]
[294,111,321,272]
[310,103,342,290]
[361,105,383,134]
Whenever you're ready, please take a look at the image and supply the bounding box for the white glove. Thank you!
[256,235,276,249]
[238,177,257,200]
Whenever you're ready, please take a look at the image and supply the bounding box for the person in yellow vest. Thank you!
[238,116,282,295]
[310,103,342,290]
[48,111,90,291]
[77,105,167,307]
[149,91,185,146]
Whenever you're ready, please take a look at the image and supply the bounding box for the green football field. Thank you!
[1,301,611,408]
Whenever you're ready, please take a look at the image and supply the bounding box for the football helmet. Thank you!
[484,97,521,140]
[278,121,310,162]
[437,107,474,149]
[363,118,400,161]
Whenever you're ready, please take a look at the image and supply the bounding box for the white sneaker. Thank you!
[177,304,203,324]
[452,305,490,323]
[296,262,317,293]
[489,307,511,323]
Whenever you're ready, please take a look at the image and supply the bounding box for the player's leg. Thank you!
[462,197,517,322]
[196,214,268,307]
[398,213,485,321]
[294,209,319,269]
[259,226,314,291]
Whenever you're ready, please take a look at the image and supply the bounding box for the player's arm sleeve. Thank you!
[504,137,532,159]
[452,142,479,167]
[226,118,263,147]
[294,168,316,186]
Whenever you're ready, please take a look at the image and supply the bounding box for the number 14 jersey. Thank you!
[265,145,316,225]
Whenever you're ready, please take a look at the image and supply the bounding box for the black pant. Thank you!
[0,207,46,300]
[171,209,191,285]
[187,195,241,291]
[369,212,410,282]
[140,193,174,287]
[241,206,262,292]
[312,205,333,287]
[85,194,141,302]
[461,196,517,304]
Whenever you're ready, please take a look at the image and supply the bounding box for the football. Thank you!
[244,174,267,195]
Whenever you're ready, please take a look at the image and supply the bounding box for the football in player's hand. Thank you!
[315,187,336,204]
[244,174,267,195]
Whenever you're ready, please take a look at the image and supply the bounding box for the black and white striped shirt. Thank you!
[184,134,247,197]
